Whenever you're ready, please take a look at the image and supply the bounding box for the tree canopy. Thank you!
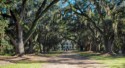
[0,0,125,56]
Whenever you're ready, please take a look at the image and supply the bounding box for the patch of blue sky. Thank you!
[59,0,75,8]
[58,0,96,13]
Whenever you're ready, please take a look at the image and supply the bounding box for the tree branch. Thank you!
[35,0,47,18]
[20,0,28,19]
[24,0,59,44]
[70,4,103,34]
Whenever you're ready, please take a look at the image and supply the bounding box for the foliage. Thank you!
[0,19,13,55]
[0,0,125,55]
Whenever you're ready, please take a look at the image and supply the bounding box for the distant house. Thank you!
[61,40,74,51]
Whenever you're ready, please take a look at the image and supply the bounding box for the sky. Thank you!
[59,0,75,8]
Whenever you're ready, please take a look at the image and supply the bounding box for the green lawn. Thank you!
[0,63,41,68]
[79,52,125,68]
[0,60,42,68]
[36,51,64,57]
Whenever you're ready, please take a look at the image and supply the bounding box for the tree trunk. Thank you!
[28,41,34,54]
[17,39,24,56]
[8,20,24,56]
[121,44,125,55]
[121,36,125,55]
[104,37,114,54]
[39,43,42,53]
[104,37,109,53]
[17,26,25,56]
[80,45,83,51]
[43,45,46,53]
[92,41,99,52]
[89,42,92,51]
[61,44,64,50]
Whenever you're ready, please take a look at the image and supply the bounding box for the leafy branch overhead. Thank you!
[0,0,125,56]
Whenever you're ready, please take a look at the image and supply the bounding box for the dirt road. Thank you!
[0,51,108,68]
[42,52,108,68]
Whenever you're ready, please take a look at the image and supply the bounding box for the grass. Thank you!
[0,63,41,68]
[0,59,43,68]
[36,51,64,57]
[79,52,125,68]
